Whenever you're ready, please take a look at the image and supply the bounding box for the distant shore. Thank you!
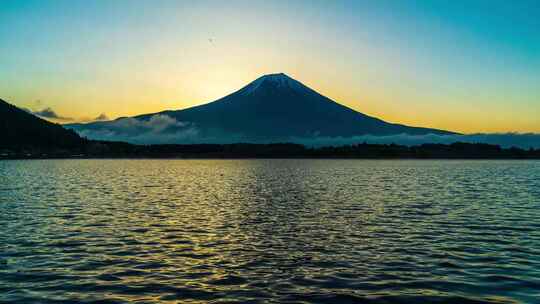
[2,142,540,160]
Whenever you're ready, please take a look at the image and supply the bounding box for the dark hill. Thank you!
[0,99,85,150]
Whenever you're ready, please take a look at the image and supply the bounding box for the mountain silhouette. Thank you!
[0,99,84,150]
[68,73,456,143]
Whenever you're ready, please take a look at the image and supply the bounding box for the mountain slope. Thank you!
[68,73,456,143]
[0,99,85,150]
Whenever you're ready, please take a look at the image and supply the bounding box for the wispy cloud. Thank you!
[93,113,109,121]
[31,107,73,121]
[20,107,33,114]
[68,114,540,149]
[70,115,209,144]
[22,103,109,123]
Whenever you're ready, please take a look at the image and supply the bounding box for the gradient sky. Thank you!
[1,0,539,133]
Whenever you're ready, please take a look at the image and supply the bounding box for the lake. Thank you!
[1,159,539,303]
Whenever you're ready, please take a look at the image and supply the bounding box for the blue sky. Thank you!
[1,0,539,132]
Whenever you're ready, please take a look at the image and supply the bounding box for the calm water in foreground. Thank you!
[1,159,540,304]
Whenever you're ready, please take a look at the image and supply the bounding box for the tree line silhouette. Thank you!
[2,98,539,159]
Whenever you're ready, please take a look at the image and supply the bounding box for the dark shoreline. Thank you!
[3,157,540,161]
[2,142,540,160]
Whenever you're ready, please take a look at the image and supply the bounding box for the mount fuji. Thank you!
[67,73,456,144]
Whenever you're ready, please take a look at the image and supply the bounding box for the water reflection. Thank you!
[1,159,539,303]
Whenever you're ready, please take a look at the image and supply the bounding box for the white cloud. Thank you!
[69,116,540,149]
[72,114,200,144]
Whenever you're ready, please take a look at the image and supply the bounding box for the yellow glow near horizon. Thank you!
[2,1,539,133]
[9,69,540,134]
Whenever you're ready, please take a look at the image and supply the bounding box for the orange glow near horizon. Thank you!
[2,1,539,133]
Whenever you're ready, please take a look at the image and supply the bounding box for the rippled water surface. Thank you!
[1,159,540,303]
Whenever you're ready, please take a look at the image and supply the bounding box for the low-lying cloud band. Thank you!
[67,115,540,149]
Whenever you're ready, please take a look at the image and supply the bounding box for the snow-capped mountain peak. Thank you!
[239,73,312,96]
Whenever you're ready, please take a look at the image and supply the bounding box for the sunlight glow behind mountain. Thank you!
[1,0,539,133]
